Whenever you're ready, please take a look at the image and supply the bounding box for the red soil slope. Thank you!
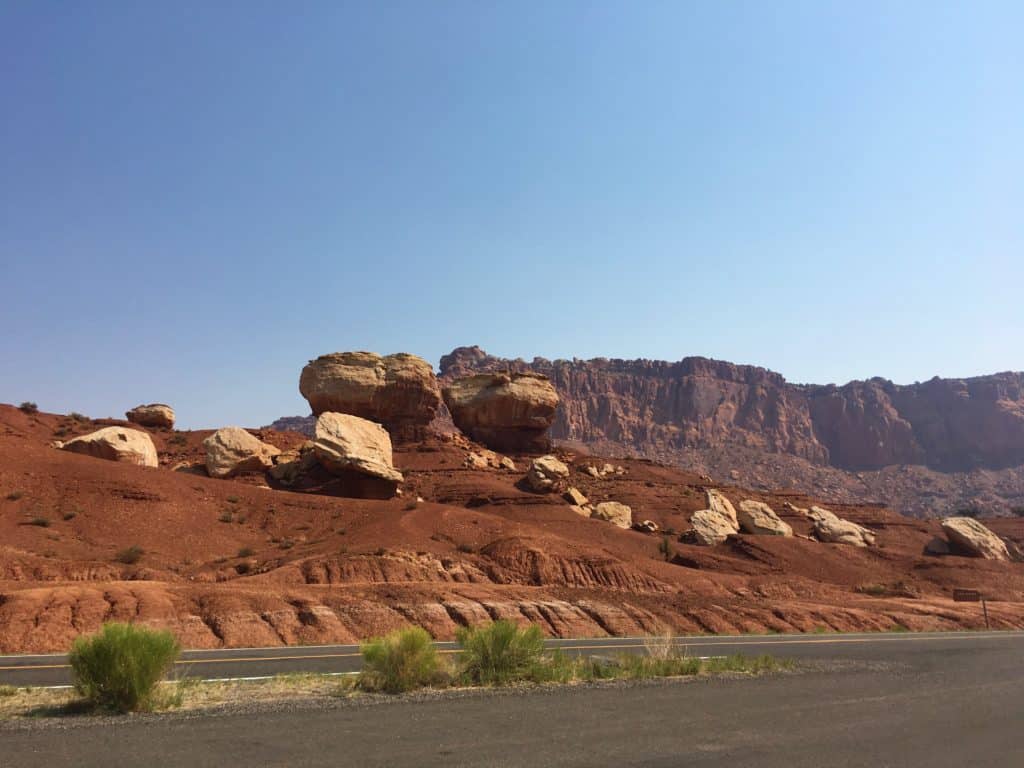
[2,404,1023,653]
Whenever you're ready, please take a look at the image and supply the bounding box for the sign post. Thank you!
[953,588,989,629]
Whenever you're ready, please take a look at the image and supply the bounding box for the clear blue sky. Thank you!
[2,1,1021,429]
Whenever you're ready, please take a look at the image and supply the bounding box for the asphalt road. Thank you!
[1,630,1016,686]
[2,630,1023,767]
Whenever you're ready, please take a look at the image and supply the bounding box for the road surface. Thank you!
[1,630,1016,686]
[2,630,1022,766]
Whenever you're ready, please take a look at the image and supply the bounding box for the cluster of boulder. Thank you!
[521,455,637,530]
[686,492,876,548]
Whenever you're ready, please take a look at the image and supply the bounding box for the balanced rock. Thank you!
[940,517,1009,561]
[312,412,403,497]
[590,501,632,529]
[525,455,569,492]
[688,509,738,546]
[204,427,280,479]
[62,427,158,467]
[810,506,876,547]
[705,489,738,527]
[737,500,793,537]
[125,403,175,429]
[299,352,441,440]
[442,372,559,451]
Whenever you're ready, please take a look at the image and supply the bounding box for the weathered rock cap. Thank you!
[687,508,739,546]
[204,427,280,479]
[941,517,1009,561]
[737,500,793,537]
[442,372,559,452]
[299,352,441,440]
[313,412,404,485]
[62,427,158,467]
[125,403,175,429]
[591,501,633,529]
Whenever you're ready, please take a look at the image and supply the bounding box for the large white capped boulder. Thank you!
[204,427,280,479]
[941,517,1010,561]
[62,427,158,468]
[737,500,793,537]
[313,412,403,485]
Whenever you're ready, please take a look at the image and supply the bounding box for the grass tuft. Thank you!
[29,517,50,527]
[69,623,181,712]
[6,490,24,501]
[358,627,445,693]
[456,620,546,686]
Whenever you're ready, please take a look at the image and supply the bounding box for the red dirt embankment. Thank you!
[2,404,1023,653]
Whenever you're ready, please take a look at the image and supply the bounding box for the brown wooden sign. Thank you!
[953,588,981,603]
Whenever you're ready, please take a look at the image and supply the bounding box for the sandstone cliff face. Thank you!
[438,346,1024,474]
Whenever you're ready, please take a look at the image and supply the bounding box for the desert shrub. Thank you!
[456,620,545,686]
[658,536,673,561]
[63,511,77,521]
[68,412,88,422]
[278,539,295,550]
[235,561,252,575]
[1012,507,1024,518]
[0,684,16,697]
[29,517,50,527]
[115,545,144,564]
[218,511,233,523]
[167,433,188,446]
[358,627,444,693]
[226,495,240,504]
[6,490,24,501]
[617,652,702,679]
[69,623,181,712]
[237,546,254,558]
[18,402,38,415]
[456,543,475,554]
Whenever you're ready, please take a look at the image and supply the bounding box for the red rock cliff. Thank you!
[439,346,1024,473]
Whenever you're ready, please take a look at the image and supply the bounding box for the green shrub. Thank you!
[68,623,181,712]
[18,402,38,415]
[115,545,144,564]
[358,627,444,693]
[237,546,254,557]
[456,620,545,686]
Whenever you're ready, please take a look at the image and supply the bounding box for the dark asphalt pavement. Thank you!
[1,630,1017,686]
[3,631,1024,767]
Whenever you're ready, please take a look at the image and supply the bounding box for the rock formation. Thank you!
[442,372,559,452]
[312,412,403,498]
[525,455,569,493]
[688,509,738,546]
[438,346,1024,474]
[299,352,441,441]
[62,427,158,467]
[809,507,876,547]
[704,489,738,528]
[737,500,793,537]
[940,517,1010,561]
[204,427,280,478]
[125,404,175,429]
[590,501,632,529]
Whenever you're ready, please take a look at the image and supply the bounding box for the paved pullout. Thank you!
[1,630,1018,686]
[3,631,1024,767]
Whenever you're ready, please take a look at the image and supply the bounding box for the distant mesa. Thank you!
[442,372,559,452]
[299,352,441,442]
[126,403,175,429]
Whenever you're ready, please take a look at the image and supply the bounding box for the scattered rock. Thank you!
[704,489,738,527]
[299,352,441,440]
[688,509,738,546]
[463,449,515,471]
[442,372,559,452]
[940,517,1010,561]
[737,500,793,537]
[125,403,175,429]
[268,447,319,487]
[563,487,589,506]
[811,506,876,547]
[464,452,491,470]
[569,504,593,517]
[204,427,281,479]
[62,427,159,468]
[525,455,570,493]
[729,469,741,481]
[633,519,659,533]
[313,412,404,496]
[499,456,517,471]
[590,501,632,529]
